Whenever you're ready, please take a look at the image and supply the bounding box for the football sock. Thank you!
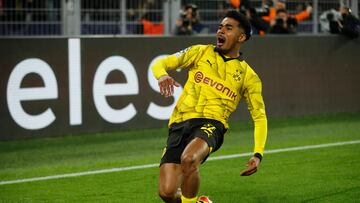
[181,195,198,203]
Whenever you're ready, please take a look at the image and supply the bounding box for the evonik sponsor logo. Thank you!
[194,71,237,100]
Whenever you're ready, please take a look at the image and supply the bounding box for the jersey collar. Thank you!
[214,47,244,62]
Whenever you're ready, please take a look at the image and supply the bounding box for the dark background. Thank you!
[1,36,359,140]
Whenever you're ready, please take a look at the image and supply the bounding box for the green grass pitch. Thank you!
[1,113,360,202]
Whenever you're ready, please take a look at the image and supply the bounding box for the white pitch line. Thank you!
[1,140,359,186]
[208,140,360,161]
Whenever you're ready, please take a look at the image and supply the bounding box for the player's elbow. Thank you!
[153,59,173,80]
[251,109,267,122]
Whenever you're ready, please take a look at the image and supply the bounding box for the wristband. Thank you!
[254,153,262,162]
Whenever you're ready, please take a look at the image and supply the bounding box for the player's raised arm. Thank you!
[151,45,204,97]
[151,55,180,97]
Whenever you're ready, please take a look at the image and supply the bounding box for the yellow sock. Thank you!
[181,195,198,203]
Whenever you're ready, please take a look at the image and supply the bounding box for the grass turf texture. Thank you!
[0,113,360,202]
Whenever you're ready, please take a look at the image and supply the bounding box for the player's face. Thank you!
[216,17,246,54]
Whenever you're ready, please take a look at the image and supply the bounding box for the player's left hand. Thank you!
[240,156,260,176]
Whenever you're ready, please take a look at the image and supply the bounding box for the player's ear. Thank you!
[238,33,246,43]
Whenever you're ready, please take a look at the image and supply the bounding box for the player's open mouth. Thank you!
[217,36,226,47]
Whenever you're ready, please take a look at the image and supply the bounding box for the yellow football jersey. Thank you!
[152,44,267,155]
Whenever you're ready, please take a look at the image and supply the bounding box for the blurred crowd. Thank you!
[175,0,314,35]
[320,6,360,38]
[175,0,359,38]
[0,0,359,37]
[0,0,60,22]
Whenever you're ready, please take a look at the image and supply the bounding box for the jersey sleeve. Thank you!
[152,45,204,79]
[243,68,268,156]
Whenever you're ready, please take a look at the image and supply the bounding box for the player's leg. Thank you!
[159,122,186,203]
[180,137,210,200]
[159,163,183,203]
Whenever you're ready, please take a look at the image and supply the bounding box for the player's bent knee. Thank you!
[181,153,195,166]
[180,154,198,174]
[158,189,177,202]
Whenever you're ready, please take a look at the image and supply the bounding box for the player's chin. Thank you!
[215,46,227,54]
[216,41,225,49]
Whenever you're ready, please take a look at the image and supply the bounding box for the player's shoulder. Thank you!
[190,44,214,52]
[243,61,255,73]
[241,60,262,82]
[238,59,255,74]
[187,44,217,51]
[174,44,208,57]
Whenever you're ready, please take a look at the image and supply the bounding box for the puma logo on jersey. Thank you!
[206,60,213,67]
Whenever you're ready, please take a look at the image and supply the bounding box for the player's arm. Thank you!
[151,45,202,97]
[240,70,268,176]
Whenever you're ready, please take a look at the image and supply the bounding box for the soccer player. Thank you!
[152,10,267,203]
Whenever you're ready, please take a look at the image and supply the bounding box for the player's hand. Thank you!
[158,75,180,97]
[240,156,261,176]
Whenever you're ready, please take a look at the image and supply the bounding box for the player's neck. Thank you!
[225,44,242,58]
[215,46,241,59]
[224,49,241,58]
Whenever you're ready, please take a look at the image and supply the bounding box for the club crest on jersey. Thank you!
[233,69,242,82]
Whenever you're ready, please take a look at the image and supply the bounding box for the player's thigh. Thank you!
[159,163,183,193]
[193,120,226,154]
